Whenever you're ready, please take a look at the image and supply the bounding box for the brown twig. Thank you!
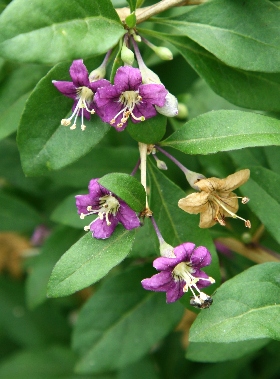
[116,0,208,24]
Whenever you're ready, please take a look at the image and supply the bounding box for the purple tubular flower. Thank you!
[94,66,168,131]
[52,59,110,131]
[75,179,141,239]
[141,242,214,303]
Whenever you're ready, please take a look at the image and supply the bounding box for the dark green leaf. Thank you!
[0,346,95,379]
[0,191,41,231]
[47,227,135,297]
[189,262,280,343]
[0,0,124,64]
[161,111,280,155]
[239,166,280,244]
[48,146,139,188]
[126,0,137,12]
[51,193,87,229]
[17,61,110,177]
[127,113,167,144]
[72,265,183,373]
[140,29,280,112]
[0,65,48,140]
[98,173,145,212]
[157,0,280,73]
[26,227,82,309]
[117,356,159,379]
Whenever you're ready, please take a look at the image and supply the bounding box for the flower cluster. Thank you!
[76,179,140,239]
[53,60,175,132]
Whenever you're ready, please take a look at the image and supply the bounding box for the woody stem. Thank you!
[139,142,149,208]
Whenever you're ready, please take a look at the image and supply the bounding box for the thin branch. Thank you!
[116,0,207,24]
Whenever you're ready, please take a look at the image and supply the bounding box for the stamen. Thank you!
[61,119,71,126]
[213,196,251,227]
[70,124,76,130]
[242,197,250,204]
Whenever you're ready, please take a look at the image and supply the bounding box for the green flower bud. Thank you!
[153,46,173,60]
[177,103,188,119]
[89,65,106,82]
[121,44,135,66]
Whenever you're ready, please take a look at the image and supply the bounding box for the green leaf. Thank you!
[189,262,280,343]
[26,226,82,309]
[118,356,159,379]
[127,113,167,144]
[98,173,146,212]
[147,161,220,307]
[160,110,280,155]
[140,29,280,112]
[156,0,280,73]
[0,64,48,141]
[48,146,139,188]
[0,346,95,379]
[51,193,86,229]
[187,339,270,363]
[125,12,136,28]
[17,61,110,177]
[239,166,280,245]
[47,227,135,298]
[0,191,41,231]
[72,265,184,373]
[126,0,137,12]
[0,0,125,64]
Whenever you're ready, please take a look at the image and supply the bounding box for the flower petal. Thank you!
[153,256,180,271]
[199,201,218,228]
[190,246,212,268]
[166,280,185,303]
[178,192,209,214]
[69,59,90,87]
[90,215,118,239]
[116,200,140,230]
[217,169,250,192]
[173,242,196,262]
[141,271,174,292]
[75,194,94,214]
[132,101,157,122]
[89,79,111,93]
[218,192,239,217]
[52,80,77,99]
[139,84,168,107]
[114,66,142,92]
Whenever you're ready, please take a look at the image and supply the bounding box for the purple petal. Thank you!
[90,215,119,239]
[190,246,212,268]
[153,256,180,271]
[139,84,168,107]
[141,271,174,292]
[52,80,77,99]
[166,280,185,303]
[75,194,94,214]
[88,179,106,199]
[193,269,212,289]
[116,200,140,230]
[89,79,111,92]
[173,242,196,262]
[132,101,157,123]
[114,66,142,92]
[69,59,90,87]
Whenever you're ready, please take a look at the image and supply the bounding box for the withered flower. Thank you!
[178,169,251,228]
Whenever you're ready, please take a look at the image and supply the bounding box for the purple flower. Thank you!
[94,66,168,131]
[75,179,141,239]
[52,59,109,131]
[141,242,214,303]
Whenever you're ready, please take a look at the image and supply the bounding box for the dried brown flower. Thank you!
[178,169,251,228]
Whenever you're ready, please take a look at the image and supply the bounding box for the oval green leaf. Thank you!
[189,262,280,343]
[161,110,280,154]
[0,0,125,64]
[47,227,135,298]
[98,173,146,212]
[127,113,167,144]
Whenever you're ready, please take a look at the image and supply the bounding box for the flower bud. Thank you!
[177,103,188,119]
[121,44,135,66]
[155,92,178,117]
[153,46,173,60]
[89,65,106,82]
[156,159,168,170]
[140,66,161,84]
[185,171,206,191]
